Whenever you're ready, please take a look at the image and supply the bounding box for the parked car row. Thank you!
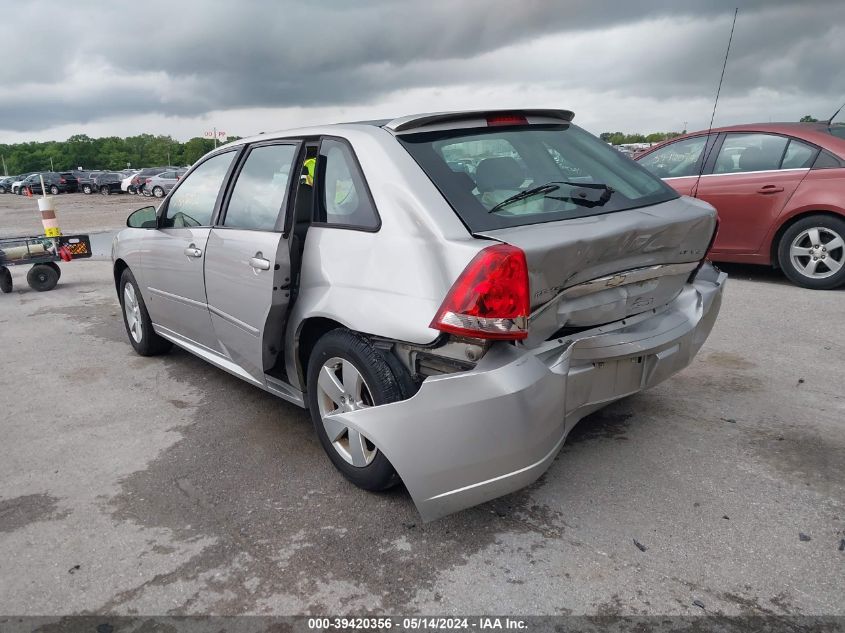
[0,166,187,197]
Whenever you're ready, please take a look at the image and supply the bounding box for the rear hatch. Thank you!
[475,195,715,344]
[394,110,717,345]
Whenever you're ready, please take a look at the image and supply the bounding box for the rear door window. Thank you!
[780,139,817,169]
[222,143,297,231]
[713,133,788,173]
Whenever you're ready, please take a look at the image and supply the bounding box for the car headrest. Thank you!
[738,147,772,172]
[475,157,525,192]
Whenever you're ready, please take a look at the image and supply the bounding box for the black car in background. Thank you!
[0,176,18,193]
[93,172,124,195]
[77,171,104,194]
[19,172,79,195]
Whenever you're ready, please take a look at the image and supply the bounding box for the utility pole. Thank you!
[683,121,688,134]
[213,127,218,149]
[1,154,7,176]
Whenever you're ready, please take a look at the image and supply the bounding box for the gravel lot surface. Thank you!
[0,196,843,618]
[0,191,143,238]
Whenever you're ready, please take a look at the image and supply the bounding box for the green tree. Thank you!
[800,115,818,123]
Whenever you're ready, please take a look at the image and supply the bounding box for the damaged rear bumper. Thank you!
[332,265,727,521]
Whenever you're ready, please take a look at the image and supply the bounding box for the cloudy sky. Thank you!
[2,0,842,143]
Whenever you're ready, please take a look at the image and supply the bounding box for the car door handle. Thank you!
[183,244,203,258]
[757,185,784,194]
[248,254,271,271]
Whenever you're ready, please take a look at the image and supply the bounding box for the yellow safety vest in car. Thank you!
[303,158,316,186]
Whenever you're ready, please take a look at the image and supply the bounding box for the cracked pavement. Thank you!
[0,261,843,616]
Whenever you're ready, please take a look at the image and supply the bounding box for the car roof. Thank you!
[219,109,576,149]
[643,122,845,156]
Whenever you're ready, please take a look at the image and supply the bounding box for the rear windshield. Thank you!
[398,124,678,232]
[826,124,845,140]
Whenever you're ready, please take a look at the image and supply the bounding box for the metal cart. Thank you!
[0,234,92,293]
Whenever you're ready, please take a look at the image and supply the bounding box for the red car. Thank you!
[636,122,845,289]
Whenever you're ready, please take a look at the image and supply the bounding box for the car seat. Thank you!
[474,157,541,214]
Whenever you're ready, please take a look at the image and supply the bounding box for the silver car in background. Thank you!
[112,109,726,521]
[146,168,188,198]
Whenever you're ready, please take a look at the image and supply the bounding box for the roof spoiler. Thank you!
[384,109,575,134]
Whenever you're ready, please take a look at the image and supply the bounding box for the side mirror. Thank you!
[127,206,158,229]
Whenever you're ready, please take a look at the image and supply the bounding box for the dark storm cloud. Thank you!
[1,0,841,131]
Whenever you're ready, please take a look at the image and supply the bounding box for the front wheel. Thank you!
[119,268,172,356]
[152,186,164,198]
[307,329,407,491]
[0,186,6,194]
[778,215,845,290]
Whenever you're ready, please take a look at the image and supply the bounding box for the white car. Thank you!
[121,172,139,192]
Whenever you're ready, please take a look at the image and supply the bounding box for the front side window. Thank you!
[638,136,707,178]
[317,139,379,229]
[163,151,235,228]
[400,124,676,232]
[713,133,787,174]
[223,144,297,231]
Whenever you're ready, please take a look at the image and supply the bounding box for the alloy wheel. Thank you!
[316,356,378,467]
[123,283,143,343]
[789,227,844,279]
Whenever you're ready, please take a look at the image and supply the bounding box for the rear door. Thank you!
[698,133,814,255]
[203,141,300,384]
[141,150,238,351]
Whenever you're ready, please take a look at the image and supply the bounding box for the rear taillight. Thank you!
[59,177,66,183]
[430,244,530,341]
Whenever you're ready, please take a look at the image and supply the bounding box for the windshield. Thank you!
[398,124,678,232]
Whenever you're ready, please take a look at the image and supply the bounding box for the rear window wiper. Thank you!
[488,183,560,213]
[488,181,614,213]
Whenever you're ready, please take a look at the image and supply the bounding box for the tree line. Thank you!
[0,134,242,175]
[599,131,684,145]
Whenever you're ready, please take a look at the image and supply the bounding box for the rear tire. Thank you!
[0,266,11,293]
[119,268,172,356]
[100,186,110,195]
[778,214,845,290]
[307,329,406,491]
[0,186,6,194]
[50,185,59,195]
[82,184,92,194]
[27,264,59,291]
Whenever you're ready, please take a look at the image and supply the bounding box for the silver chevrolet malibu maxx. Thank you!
[112,109,726,521]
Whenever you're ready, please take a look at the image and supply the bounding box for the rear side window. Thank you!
[399,124,675,232]
[713,133,787,173]
[316,139,379,230]
[163,151,235,228]
[223,144,297,231]
[780,139,817,169]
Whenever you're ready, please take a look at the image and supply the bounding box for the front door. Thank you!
[700,133,813,255]
[203,142,300,384]
[142,150,238,352]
